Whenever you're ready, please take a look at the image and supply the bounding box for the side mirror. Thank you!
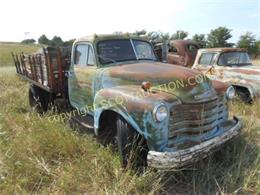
[161,42,168,63]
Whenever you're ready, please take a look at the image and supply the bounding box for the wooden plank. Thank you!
[56,48,64,93]
[43,48,50,87]
[44,48,54,89]
[17,73,53,92]
[28,55,35,80]
[38,55,44,85]
[32,55,38,81]
[15,54,22,74]
[11,53,20,73]
[20,53,27,77]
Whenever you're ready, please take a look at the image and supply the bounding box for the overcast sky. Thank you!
[0,0,259,42]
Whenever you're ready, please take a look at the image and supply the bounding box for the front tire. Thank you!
[236,89,252,104]
[116,116,147,168]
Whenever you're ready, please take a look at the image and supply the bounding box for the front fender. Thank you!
[231,83,255,99]
[93,85,179,151]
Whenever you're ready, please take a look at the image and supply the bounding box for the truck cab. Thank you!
[13,34,242,168]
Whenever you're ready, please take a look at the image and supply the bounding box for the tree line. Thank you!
[21,35,75,47]
[21,26,260,57]
[133,27,259,57]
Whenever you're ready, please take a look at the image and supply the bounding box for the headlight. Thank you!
[226,86,236,100]
[153,103,168,122]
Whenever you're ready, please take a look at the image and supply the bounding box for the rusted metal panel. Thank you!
[155,40,199,68]
[169,40,199,67]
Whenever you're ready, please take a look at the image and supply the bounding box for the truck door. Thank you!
[195,52,219,80]
[68,43,97,114]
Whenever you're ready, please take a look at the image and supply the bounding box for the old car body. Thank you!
[154,40,199,68]
[192,48,260,102]
[13,34,242,168]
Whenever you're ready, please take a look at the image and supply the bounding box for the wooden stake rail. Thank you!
[12,47,71,96]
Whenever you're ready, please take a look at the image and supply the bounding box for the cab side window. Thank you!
[168,45,178,53]
[74,44,95,66]
[75,45,88,65]
[187,44,199,52]
[199,53,216,65]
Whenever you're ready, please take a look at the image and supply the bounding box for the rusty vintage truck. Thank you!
[12,34,242,168]
[192,48,260,103]
[154,40,199,68]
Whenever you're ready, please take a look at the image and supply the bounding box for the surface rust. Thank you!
[155,40,199,68]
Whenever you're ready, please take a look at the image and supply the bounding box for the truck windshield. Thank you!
[218,52,251,66]
[97,39,156,64]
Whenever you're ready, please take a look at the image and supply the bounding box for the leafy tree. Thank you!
[207,27,233,47]
[50,36,64,47]
[237,32,259,57]
[192,34,207,48]
[113,31,124,35]
[147,31,170,44]
[133,30,147,36]
[38,35,65,47]
[170,30,188,40]
[21,39,36,44]
[257,40,260,57]
[63,39,76,47]
[38,34,50,45]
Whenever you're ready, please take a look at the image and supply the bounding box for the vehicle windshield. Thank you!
[97,39,156,65]
[218,52,251,66]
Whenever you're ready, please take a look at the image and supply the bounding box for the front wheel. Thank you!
[116,116,147,168]
[236,89,252,104]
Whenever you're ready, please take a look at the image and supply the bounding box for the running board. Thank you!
[70,113,94,132]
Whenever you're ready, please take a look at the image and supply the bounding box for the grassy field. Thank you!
[0,43,259,194]
[0,42,41,67]
[252,58,260,66]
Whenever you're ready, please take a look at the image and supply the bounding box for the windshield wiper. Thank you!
[138,57,155,61]
[229,63,252,66]
[97,55,117,64]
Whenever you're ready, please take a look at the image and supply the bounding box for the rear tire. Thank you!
[29,85,50,112]
[116,116,147,168]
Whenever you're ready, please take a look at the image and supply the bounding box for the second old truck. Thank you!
[192,48,260,103]
[13,34,242,169]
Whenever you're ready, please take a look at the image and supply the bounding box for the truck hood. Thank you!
[222,65,260,82]
[100,62,216,103]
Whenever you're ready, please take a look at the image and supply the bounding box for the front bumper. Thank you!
[147,117,242,169]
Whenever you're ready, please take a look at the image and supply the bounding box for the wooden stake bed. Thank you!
[12,47,71,96]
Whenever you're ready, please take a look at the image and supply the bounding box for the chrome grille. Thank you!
[168,94,228,149]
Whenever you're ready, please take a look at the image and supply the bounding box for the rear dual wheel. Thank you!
[29,85,51,112]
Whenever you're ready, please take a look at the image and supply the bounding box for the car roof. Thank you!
[199,47,247,52]
[75,34,148,43]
